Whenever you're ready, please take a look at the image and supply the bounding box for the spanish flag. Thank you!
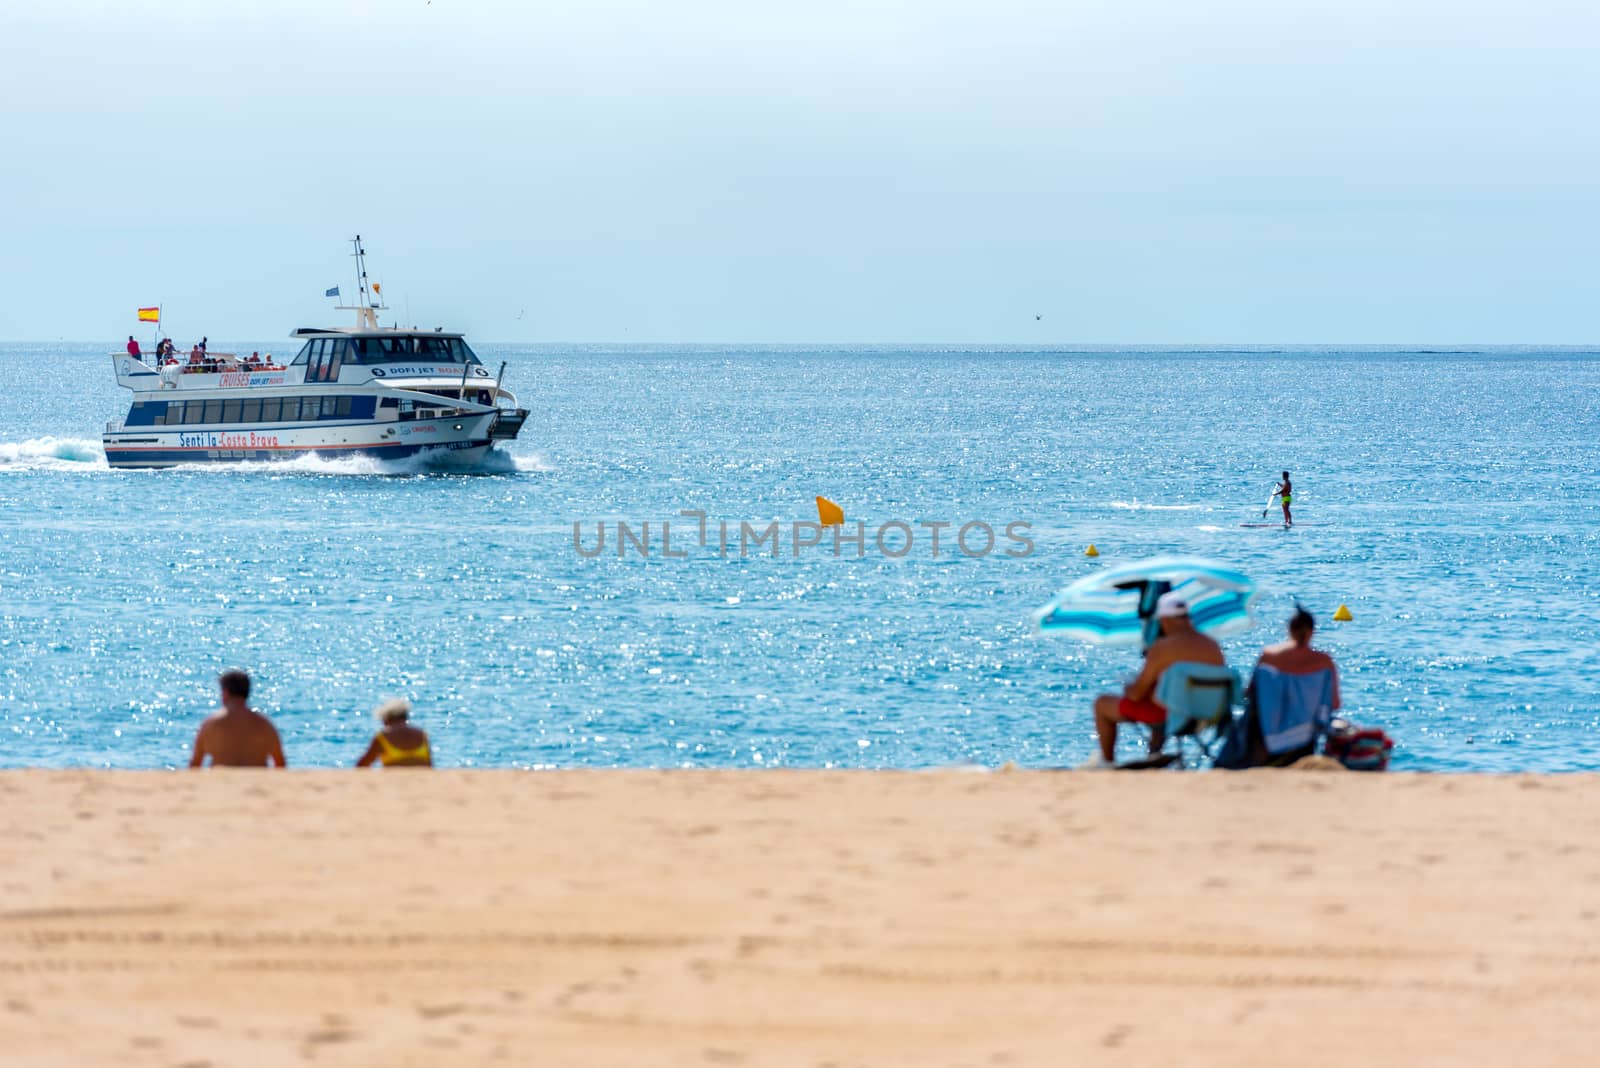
[137,306,161,323]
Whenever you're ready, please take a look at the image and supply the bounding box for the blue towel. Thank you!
[1251,665,1334,754]
[1154,662,1241,734]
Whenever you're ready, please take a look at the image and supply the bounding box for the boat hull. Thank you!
[102,412,503,470]
[101,439,495,470]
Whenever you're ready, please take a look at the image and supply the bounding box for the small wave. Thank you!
[1109,501,1205,512]
[0,437,108,470]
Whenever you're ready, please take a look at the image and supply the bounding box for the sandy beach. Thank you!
[2,769,1597,1066]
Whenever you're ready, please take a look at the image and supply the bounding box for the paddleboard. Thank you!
[1238,522,1324,528]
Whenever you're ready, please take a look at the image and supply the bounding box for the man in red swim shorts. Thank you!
[1087,592,1228,767]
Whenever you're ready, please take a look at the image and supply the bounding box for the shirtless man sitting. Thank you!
[1086,592,1227,767]
[188,670,287,768]
[1256,605,1340,706]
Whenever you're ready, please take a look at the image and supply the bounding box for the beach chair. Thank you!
[1214,665,1335,769]
[1119,662,1241,770]
[1157,662,1242,767]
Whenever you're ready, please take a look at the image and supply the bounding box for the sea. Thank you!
[2,343,1597,771]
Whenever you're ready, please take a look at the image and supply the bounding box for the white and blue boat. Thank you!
[102,239,530,470]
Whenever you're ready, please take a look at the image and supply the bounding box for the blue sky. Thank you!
[1,0,1596,342]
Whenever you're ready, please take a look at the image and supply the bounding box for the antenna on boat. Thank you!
[335,234,387,330]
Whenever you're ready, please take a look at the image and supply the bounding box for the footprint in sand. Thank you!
[1101,1025,1133,1048]
[302,1027,357,1046]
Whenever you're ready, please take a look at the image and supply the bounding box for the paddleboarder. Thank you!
[1272,471,1293,528]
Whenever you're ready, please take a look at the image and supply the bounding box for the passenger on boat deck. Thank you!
[188,670,287,769]
[126,336,141,358]
[198,336,208,354]
[356,699,433,768]
[247,351,262,368]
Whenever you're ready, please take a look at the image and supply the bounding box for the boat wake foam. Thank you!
[0,437,109,470]
[0,438,550,477]
[475,449,552,475]
[173,446,554,477]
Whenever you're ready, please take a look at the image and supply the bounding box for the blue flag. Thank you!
[325,286,340,298]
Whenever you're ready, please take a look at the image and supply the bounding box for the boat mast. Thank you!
[334,234,387,330]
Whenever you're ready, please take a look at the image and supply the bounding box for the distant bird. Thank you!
[1035,314,1042,321]
[516,309,525,321]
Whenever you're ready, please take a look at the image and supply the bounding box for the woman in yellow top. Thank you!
[356,699,433,768]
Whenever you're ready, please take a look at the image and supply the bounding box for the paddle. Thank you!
[1261,489,1278,518]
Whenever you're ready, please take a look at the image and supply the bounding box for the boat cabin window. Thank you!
[349,337,421,363]
[129,400,176,427]
[415,336,454,361]
[294,335,479,367]
[296,338,347,382]
[138,395,375,426]
[345,335,478,364]
[397,398,455,422]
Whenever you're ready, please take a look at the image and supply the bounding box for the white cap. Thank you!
[1156,592,1189,619]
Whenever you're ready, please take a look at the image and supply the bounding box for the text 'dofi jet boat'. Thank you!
[102,237,531,469]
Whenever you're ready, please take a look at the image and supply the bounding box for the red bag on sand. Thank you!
[1324,718,1394,771]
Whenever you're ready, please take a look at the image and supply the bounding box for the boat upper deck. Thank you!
[113,331,499,394]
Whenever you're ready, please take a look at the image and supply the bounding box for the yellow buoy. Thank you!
[815,496,844,527]
[1085,544,1099,557]
[1333,604,1353,621]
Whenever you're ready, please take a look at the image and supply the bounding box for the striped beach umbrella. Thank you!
[1035,556,1258,649]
